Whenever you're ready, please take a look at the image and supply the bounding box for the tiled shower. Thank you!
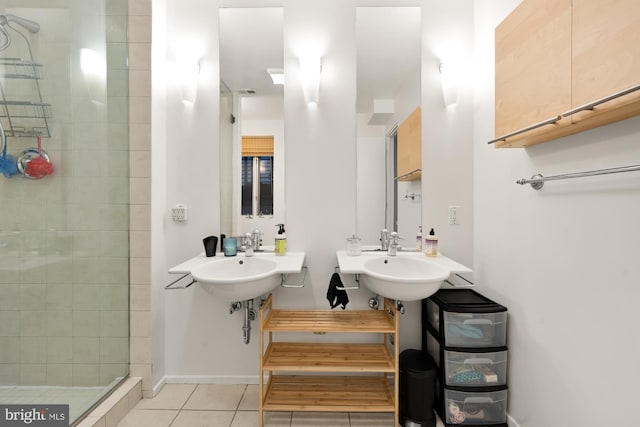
[0,0,132,423]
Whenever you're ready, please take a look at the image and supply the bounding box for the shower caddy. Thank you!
[0,14,53,179]
[0,56,51,138]
[0,14,50,138]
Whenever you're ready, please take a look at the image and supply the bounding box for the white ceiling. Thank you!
[219,7,421,116]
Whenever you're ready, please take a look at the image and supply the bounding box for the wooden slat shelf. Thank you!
[262,375,395,412]
[263,309,396,333]
[263,342,394,372]
[258,294,399,426]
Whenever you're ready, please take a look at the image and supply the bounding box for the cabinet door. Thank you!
[572,0,640,120]
[397,106,421,181]
[495,0,572,143]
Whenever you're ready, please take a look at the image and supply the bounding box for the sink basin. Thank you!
[190,257,280,301]
[360,256,450,301]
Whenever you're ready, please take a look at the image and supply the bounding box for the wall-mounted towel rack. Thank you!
[334,266,360,290]
[280,266,308,288]
[517,164,640,190]
[164,273,196,290]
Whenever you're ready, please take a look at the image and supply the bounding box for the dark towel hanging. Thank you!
[326,272,349,310]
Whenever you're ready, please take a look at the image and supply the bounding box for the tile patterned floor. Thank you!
[117,383,445,427]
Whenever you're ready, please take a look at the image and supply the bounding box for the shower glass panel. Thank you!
[0,0,129,424]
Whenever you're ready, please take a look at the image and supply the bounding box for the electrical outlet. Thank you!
[171,204,188,222]
[448,205,460,225]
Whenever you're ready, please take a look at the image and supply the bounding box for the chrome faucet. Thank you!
[241,233,254,257]
[387,232,400,256]
[380,229,390,251]
[251,229,262,251]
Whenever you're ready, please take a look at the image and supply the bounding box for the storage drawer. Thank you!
[443,311,507,348]
[423,289,508,349]
[444,388,508,425]
[425,298,440,332]
[444,349,507,386]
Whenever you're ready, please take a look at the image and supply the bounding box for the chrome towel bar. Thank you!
[517,164,640,190]
[164,273,196,290]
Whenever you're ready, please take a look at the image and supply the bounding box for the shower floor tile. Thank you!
[0,380,123,424]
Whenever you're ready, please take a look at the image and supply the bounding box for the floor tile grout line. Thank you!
[227,384,248,427]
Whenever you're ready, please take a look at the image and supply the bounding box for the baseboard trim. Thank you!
[164,375,259,385]
[152,376,166,397]
[507,413,521,427]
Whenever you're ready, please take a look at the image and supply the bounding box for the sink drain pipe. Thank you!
[242,299,256,344]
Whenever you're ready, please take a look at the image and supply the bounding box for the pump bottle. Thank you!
[275,224,287,256]
[425,228,438,257]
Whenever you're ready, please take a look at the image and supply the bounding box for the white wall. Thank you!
[154,0,475,386]
[474,1,640,426]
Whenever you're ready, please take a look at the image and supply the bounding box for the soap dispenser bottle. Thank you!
[425,228,438,257]
[275,224,287,256]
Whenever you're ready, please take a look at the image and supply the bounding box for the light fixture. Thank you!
[267,68,284,85]
[177,58,201,105]
[299,55,321,106]
[439,61,459,108]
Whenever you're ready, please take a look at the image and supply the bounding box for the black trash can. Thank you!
[399,349,437,427]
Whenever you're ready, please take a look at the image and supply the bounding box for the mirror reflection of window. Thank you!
[241,136,274,217]
[219,8,284,243]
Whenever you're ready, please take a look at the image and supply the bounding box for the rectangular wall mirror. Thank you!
[219,8,285,245]
[356,7,422,246]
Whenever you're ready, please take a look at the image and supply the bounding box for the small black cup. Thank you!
[220,234,226,253]
[203,235,218,257]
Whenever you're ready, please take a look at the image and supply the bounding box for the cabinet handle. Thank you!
[463,357,493,366]
[394,168,421,180]
[487,115,562,145]
[562,82,640,117]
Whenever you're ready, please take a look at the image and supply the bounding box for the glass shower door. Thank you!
[0,0,129,424]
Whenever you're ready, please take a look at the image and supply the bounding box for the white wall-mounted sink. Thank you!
[360,256,449,301]
[337,250,471,301]
[169,252,305,301]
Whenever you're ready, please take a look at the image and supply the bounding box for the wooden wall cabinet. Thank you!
[397,106,421,180]
[494,0,640,148]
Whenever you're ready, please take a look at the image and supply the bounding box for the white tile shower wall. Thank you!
[0,0,134,388]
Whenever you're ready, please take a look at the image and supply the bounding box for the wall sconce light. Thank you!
[439,61,459,108]
[267,68,284,85]
[178,59,201,105]
[299,56,321,106]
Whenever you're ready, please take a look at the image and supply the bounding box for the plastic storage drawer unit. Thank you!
[423,289,507,348]
[444,349,507,387]
[444,387,508,425]
[424,330,508,387]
